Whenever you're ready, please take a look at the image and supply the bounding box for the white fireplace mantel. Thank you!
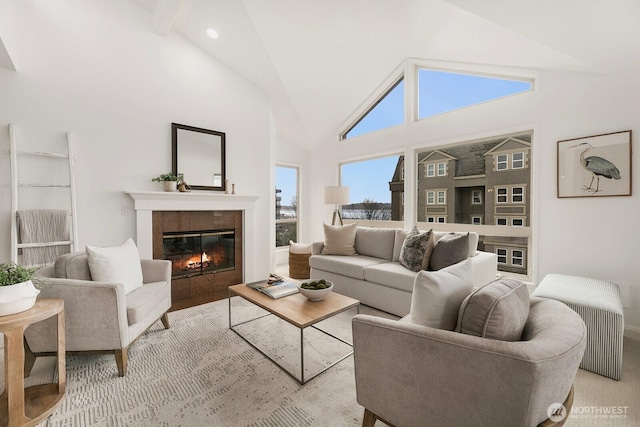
[126,191,260,281]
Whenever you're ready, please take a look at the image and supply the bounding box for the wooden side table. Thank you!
[0,299,65,427]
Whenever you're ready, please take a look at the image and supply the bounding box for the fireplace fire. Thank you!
[163,230,235,278]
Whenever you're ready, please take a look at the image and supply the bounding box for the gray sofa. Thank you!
[309,227,497,316]
[25,252,171,376]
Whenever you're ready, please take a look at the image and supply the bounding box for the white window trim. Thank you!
[471,216,482,225]
[496,187,508,204]
[472,190,482,205]
[496,248,508,264]
[511,218,525,227]
[426,190,435,204]
[426,163,435,177]
[512,249,525,266]
[511,186,525,204]
[437,190,446,204]
[496,154,508,171]
[437,162,447,176]
[512,152,525,169]
[496,217,508,226]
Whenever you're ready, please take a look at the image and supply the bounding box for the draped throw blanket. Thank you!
[17,209,70,267]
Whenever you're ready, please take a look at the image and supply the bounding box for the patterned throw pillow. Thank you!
[399,227,433,272]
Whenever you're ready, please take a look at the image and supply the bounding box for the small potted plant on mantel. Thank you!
[152,173,181,192]
[0,262,40,316]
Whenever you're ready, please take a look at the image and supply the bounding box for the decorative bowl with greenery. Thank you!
[0,262,40,316]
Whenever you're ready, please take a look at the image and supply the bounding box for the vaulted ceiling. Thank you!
[131,0,640,149]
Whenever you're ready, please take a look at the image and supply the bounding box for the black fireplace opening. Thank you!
[163,229,235,278]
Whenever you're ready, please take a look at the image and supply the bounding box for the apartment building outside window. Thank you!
[414,132,532,277]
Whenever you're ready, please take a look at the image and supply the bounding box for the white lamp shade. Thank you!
[324,186,350,205]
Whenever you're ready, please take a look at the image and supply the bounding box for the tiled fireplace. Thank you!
[126,191,259,304]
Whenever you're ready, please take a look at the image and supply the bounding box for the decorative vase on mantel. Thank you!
[0,280,40,316]
[164,181,177,192]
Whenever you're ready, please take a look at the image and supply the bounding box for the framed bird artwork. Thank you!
[557,130,632,198]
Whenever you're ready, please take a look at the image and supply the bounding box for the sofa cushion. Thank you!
[86,238,144,294]
[363,262,418,293]
[456,278,530,341]
[289,240,312,254]
[392,229,409,262]
[399,227,433,272]
[409,259,473,330]
[321,223,357,256]
[54,252,92,280]
[429,233,469,270]
[433,231,479,258]
[309,254,385,280]
[126,281,169,325]
[355,227,396,261]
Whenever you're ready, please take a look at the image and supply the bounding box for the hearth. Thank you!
[163,230,235,279]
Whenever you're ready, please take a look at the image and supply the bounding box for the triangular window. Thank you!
[418,69,532,119]
[344,78,404,139]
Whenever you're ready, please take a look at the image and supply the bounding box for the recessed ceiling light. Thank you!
[206,28,219,39]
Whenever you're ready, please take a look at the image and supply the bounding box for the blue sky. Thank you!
[276,71,531,206]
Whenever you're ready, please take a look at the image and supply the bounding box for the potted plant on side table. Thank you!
[152,173,181,192]
[0,262,40,316]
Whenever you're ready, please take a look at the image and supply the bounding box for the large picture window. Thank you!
[340,154,402,221]
[414,132,532,277]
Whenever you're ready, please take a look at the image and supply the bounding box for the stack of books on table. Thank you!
[247,280,299,299]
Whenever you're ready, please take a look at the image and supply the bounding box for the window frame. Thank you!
[437,190,446,204]
[426,163,435,177]
[496,154,508,171]
[471,190,482,205]
[275,165,299,248]
[496,187,508,203]
[512,152,525,169]
[437,162,447,176]
[512,186,525,203]
[512,249,525,266]
[496,217,508,226]
[471,216,482,225]
[496,248,508,264]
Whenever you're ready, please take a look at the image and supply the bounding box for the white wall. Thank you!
[0,0,273,282]
[308,67,640,330]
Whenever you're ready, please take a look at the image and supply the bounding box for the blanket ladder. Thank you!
[9,123,79,264]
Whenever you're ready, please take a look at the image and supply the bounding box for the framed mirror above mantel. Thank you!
[172,123,226,191]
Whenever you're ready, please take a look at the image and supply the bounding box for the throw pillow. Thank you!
[429,233,470,271]
[409,259,473,330]
[456,278,530,341]
[86,238,144,294]
[399,227,433,272]
[321,223,357,256]
[289,240,312,254]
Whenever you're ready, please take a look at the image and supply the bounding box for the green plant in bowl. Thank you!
[299,279,333,301]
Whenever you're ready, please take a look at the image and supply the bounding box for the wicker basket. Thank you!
[289,252,311,279]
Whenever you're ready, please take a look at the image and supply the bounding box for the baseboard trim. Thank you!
[624,325,640,340]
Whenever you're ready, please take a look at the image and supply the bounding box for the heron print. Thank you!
[570,142,621,193]
[557,130,631,198]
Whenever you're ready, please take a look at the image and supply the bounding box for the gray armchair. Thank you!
[24,252,172,377]
[352,297,587,427]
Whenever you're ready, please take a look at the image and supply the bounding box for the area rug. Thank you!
[24,297,390,426]
[7,297,639,426]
